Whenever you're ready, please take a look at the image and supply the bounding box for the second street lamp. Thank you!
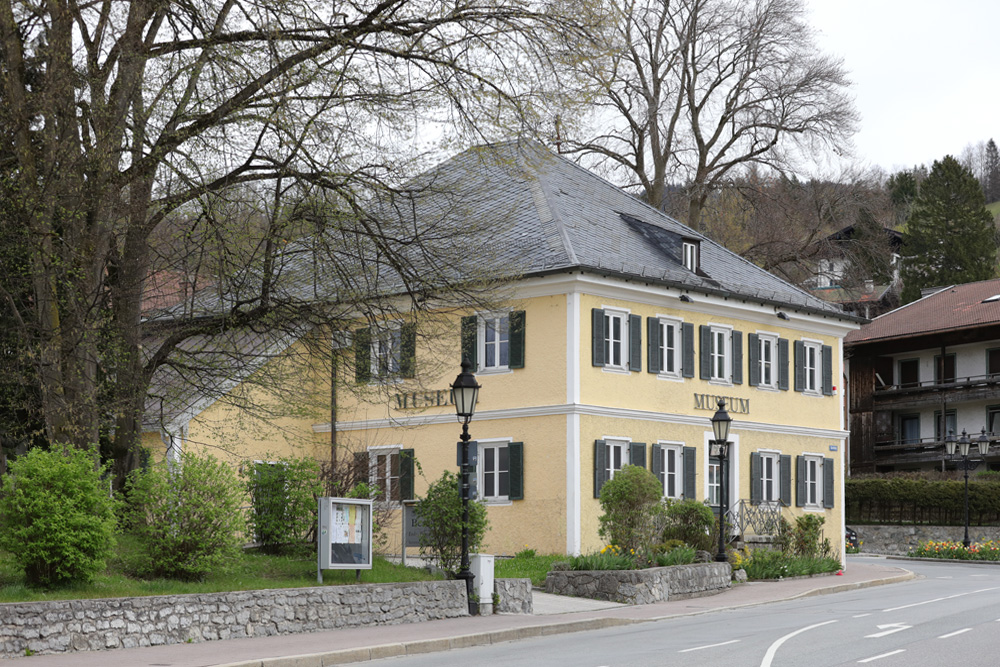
[710,399,733,563]
[945,428,990,548]
[451,359,480,614]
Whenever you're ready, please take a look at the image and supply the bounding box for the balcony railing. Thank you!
[875,372,1000,395]
[730,499,785,538]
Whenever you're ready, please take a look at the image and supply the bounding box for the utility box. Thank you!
[470,554,494,613]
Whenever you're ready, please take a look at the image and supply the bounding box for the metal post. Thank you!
[963,457,971,548]
[458,421,475,613]
[715,446,728,563]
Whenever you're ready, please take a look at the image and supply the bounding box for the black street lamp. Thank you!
[451,358,480,614]
[945,428,991,548]
[710,399,733,563]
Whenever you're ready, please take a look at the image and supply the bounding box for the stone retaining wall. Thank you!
[494,578,532,614]
[853,525,1000,555]
[543,563,731,605]
[0,580,467,659]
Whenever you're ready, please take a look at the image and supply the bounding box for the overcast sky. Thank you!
[806,0,1000,174]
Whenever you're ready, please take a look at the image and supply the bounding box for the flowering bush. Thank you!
[911,540,1000,560]
[846,539,863,554]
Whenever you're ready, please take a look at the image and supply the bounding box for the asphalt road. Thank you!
[365,559,1000,667]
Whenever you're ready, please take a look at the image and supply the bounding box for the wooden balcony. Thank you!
[872,373,1000,410]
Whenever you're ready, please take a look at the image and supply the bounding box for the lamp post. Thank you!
[945,428,990,548]
[710,399,733,563]
[451,359,480,614]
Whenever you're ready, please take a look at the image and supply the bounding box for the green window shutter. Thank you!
[651,444,663,492]
[629,314,642,372]
[795,455,806,507]
[460,316,478,370]
[699,325,712,379]
[399,449,415,501]
[780,455,791,506]
[682,323,695,378]
[630,442,646,469]
[591,309,606,367]
[823,457,835,508]
[354,327,371,383]
[508,442,524,500]
[778,338,790,391]
[400,323,416,378]
[793,340,805,392]
[822,345,834,395]
[594,440,608,498]
[750,452,762,505]
[731,330,743,385]
[682,446,696,499]
[748,333,760,387]
[509,311,526,369]
[647,317,661,373]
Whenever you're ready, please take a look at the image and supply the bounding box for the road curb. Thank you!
[214,571,916,667]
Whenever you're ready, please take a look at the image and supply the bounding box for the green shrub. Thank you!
[662,498,715,551]
[652,544,696,567]
[742,550,841,580]
[243,456,322,554]
[598,465,665,557]
[788,514,828,558]
[125,452,245,581]
[569,546,637,570]
[0,447,118,587]
[414,470,488,576]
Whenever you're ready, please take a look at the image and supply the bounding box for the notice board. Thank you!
[318,497,373,570]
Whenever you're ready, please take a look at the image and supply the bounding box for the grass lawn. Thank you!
[0,543,444,603]
[494,553,565,587]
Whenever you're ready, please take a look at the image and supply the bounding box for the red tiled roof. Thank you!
[845,278,1000,344]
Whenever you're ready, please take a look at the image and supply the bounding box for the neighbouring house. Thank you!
[846,278,1000,473]
[141,141,861,558]
[808,224,903,319]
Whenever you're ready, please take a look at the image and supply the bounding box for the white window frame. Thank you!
[759,450,780,504]
[605,437,630,481]
[370,324,402,379]
[658,442,684,499]
[803,340,822,395]
[603,309,629,371]
[657,317,682,379]
[803,454,823,509]
[682,240,698,272]
[707,458,721,506]
[368,445,402,505]
[478,313,510,373]
[758,332,779,390]
[709,325,732,383]
[477,438,512,504]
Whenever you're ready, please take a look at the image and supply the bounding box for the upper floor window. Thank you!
[794,340,832,396]
[682,240,699,272]
[354,323,415,383]
[461,311,525,372]
[934,353,956,384]
[700,325,741,385]
[592,308,641,372]
[989,349,1000,378]
[898,358,919,388]
[758,334,777,389]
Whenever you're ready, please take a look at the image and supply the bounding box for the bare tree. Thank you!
[0,0,587,475]
[553,0,856,229]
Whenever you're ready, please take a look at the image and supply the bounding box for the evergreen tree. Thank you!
[986,139,1000,203]
[900,156,998,303]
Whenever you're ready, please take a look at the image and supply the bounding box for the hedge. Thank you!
[846,478,1000,526]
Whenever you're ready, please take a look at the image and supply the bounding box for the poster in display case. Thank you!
[317,497,372,581]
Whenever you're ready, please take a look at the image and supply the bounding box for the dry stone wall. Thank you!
[852,525,1000,555]
[544,563,731,604]
[494,578,532,614]
[0,580,467,658]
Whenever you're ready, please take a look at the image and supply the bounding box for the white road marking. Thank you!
[760,620,838,667]
[938,628,972,639]
[853,613,872,618]
[858,649,906,663]
[883,586,1000,612]
[936,576,953,579]
[865,623,912,638]
[679,639,740,653]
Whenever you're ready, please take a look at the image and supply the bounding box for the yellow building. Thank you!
[144,142,861,560]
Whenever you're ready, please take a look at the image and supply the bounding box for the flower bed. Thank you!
[910,540,1000,560]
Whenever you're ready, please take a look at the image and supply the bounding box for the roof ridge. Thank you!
[514,145,579,266]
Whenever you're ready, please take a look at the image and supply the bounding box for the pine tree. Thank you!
[986,139,1000,203]
[901,156,998,303]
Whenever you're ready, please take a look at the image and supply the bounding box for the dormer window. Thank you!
[682,240,699,272]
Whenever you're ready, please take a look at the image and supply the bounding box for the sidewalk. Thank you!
[13,558,914,667]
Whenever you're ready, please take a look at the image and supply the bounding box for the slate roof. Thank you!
[845,278,1000,345]
[410,141,857,319]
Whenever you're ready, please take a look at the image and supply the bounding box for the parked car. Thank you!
[846,526,860,549]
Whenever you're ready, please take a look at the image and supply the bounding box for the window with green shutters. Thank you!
[647,317,682,378]
[475,440,523,502]
[795,455,833,509]
[699,325,742,384]
[354,323,416,382]
[750,451,790,505]
[592,308,641,372]
[367,446,414,503]
[460,311,525,371]
[651,443,684,499]
[793,340,832,396]
[593,439,645,497]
